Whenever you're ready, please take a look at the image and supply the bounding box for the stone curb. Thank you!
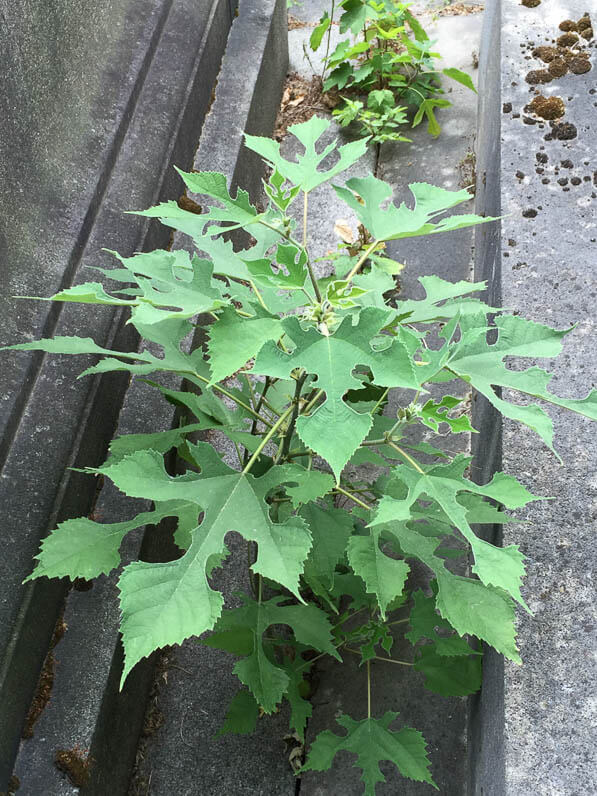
[7,0,288,792]
[470,1,597,793]
[0,0,236,787]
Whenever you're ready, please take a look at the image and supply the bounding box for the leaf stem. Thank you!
[370,387,389,416]
[367,659,371,719]
[346,647,414,667]
[301,388,324,416]
[192,373,275,428]
[344,240,380,282]
[244,376,273,466]
[322,0,336,80]
[278,371,308,462]
[303,191,308,250]
[333,606,368,629]
[256,216,320,305]
[333,485,372,511]
[248,280,269,313]
[242,405,293,474]
[384,438,425,473]
[302,191,323,303]
[257,219,304,252]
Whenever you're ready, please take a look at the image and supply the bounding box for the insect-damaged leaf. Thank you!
[86,443,313,684]
[302,712,437,794]
[253,307,420,479]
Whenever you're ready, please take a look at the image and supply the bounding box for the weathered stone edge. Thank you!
[468,0,506,792]
[8,0,288,792]
[0,0,236,788]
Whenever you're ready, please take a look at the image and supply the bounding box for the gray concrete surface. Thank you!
[128,2,295,793]
[0,0,235,786]
[471,1,597,793]
[282,2,485,794]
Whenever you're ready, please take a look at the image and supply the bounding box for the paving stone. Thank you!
[470,1,597,793]
[0,0,235,786]
[284,3,484,794]
[129,2,296,793]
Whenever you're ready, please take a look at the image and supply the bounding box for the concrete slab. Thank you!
[282,2,485,794]
[471,1,597,793]
[0,0,235,786]
[128,2,297,793]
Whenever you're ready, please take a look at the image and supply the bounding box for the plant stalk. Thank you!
[192,372,275,428]
[384,438,425,473]
[333,484,371,510]
[322,0,336,80]
[345,239,380,281]
[242,405,293,474]
[278,371,308,462]
[302,191,323,303]
[367,659,371,719]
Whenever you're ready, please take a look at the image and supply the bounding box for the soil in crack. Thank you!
[275,73,339,140]
[22,613,67,739]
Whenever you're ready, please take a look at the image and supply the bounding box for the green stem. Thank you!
[278,371,308,462]
[367,659,371,719]
[257,219,304,252]
[256,218,319,305]
[370,387,389,416]
[384,438,425,474]
[244,373,257,409]
[249,280,269,313]
[371,655,413,666]
[346,647,413,667]
[285,449,313,460]
[333,485,371,511]
[344,240,380,281]
[333,606,368,629]
[242,406,293,474]
[302,191,323,303]
[301,388,325,416]
[322,0,336,80]
[244,376,273,466]
[192,372,275,428]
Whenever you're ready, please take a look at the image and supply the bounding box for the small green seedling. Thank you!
[311,0,477,141]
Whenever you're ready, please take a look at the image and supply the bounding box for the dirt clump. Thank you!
[569,56,592,74]
[522,0,541,7]
[580,26,593,39]
[22,615,67,739]
[55,747,92,788]
[437,3,484,16]
[525,69,553,84]
[287,15,307,31]
[577,14,592,31]
[275,73,338,140]
[528,94,566,119]
[557,32,580,46]
[559,20,578,32]
[533,45,558,62]
[522,208,538,218]
[549,120,578,140]
[178,195,202,215]
[548,57,568,77]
